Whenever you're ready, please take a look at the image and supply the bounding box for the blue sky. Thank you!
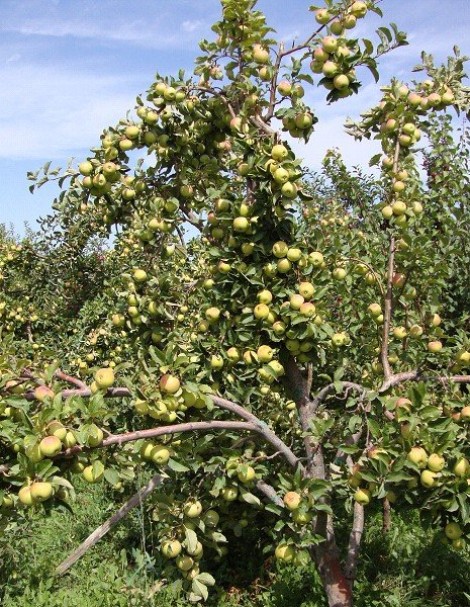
[0,0,469,234]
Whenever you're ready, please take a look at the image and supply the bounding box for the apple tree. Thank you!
[1,1,470,606]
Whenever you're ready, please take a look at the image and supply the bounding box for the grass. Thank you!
[1,483,469,607]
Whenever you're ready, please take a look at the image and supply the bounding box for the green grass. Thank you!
[1,484,469,607]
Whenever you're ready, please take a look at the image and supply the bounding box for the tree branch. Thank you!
[255,479,284,507]
[54,369,87,390]
[380,371,470,392]
[211,395,300,469]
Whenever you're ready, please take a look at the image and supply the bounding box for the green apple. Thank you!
[186,541,204,557]
[151,445,171,465]
[18,486,35,506]
[392,200,407,216]
[281,182,297,199]
[227,347,240,362]
[95,367,115,389]
[283,491,301,510]
[271,144,288,161]
[407,446,428,468]
[321,36,338,53]
[257,345,274,362]
[184,500,203,518]
[286,248,302,262]
[331,332,348,347]
[254,304,270,320]
[30,481,53,502]
[333,74,350,90]
[233,216,250,232]
[322,61,339,77]
[161,539,182,558]
[300,302,316,317]
[277,80,292,96]
[79,161,94,176]
[298,282,314,299]
[203,509,220,527]
[47,420,67,440]
[353,488,371,505]
[460,406,470,420]
[133,269,147,282]
[427,341,443,353]
[83,464,104,483]
[409,324,423,338]
[368,303,382,317]
[176,555,194,571]
[332,267,347,280]
[273,167,290,184]
[34,385,54,402]
[237,465,256,483]
[275,544,295,562]
[315,9,330,24]
[221,486,238,501]
[427,453,445,472]
[420,469,437,488]
[309,251,324,266]
[124,125,140,139]
[292,510,313,525]
[453,458,470,477]
[87,424,104,447]
[290,294,305,310]
[39,435,62,457]
[211,354,224,370]
[277,258,292,273]
[350,2,368,18]
[205,307,221,322]
[393,326,407,340]
[445,522,463,540]
[160,374,181,394]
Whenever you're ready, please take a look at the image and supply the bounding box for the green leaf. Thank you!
[184,527,198,553]
[197,572,216,586]
[192,579,208,601]
[167,458,190,472]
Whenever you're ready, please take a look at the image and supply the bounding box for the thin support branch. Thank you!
[55,473,164,576]
[382,497,391,533]
[381,235,395,381]
[344,501,365,585]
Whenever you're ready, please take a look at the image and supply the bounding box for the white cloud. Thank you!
[0,63,143,159]
[182,20,204,33]
[1,18,184,49]
[5,53,21,63]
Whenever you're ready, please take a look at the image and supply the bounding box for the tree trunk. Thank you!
[314,544,353,607]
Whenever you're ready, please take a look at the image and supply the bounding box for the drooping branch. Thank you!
[211,395,300,469]
[380,371,470,393]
